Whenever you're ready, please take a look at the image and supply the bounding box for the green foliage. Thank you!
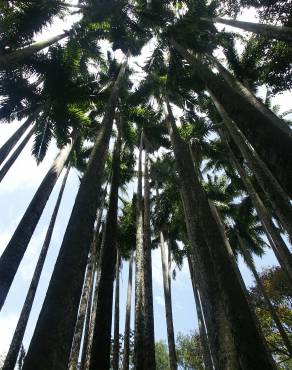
[155,341,170,370]
[176,331,205,370]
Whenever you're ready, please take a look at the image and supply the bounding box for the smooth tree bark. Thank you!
[171,39,292,198]
[238,236,292,357]
[211,96,292,241]
[112,251,120,370]
[134,132,145,370]
[2,166,70,370]
[0,140,74,310]
[166,99,276,370]
[89,132,122,370]
[143,144,156,370]
[0,125,35,182]
[22,57,128,370]
[202,17,292,43]
[0,33,69,69]
[159,231,177,370]
[122,252,134,370]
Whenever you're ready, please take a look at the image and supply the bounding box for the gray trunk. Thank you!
[112,251,120,370]
[0,140,74,310]
[2,166,70,370]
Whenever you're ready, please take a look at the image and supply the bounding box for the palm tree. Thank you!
[2,165,70,370]
[112,250,121,370]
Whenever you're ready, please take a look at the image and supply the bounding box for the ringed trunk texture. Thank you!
[122,252,134,370]
[112,251,120,370]
[171,40,292,199]
[0,140,74,310]
[166,100,276,370]
[143,145,156,370]
[22,57,128,370]
[89,133,121,370]
[160,232,177,370]
[2,166,70,370]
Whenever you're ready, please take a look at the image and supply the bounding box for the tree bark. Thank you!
[22,57,128,370]
[134,132,145,370]
[122,252,134,370]
[202,17,292,43]
[166,99,276,370]
[0,140,74,310]
[2,165,70,370]
[160,232,177,370]
[89,131,122,370]
[171,39,292,199]
[112,250,120,370]
[143,144,156,370]
[0,33,68,69]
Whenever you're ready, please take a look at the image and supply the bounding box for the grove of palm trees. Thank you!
[0,0,292,369]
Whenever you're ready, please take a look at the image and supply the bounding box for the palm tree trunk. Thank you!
[112,250,120,370]
[0,125,35,182]
[134,132,145,370]
[143,144,156,370]
[0,140,74,310]
[159,231,177,370]
[1,165,70,370]
[222,131,292,286]
[22,57,128,370]
[210,95,292,241]
[0,33,68,69]
[89,132,122,370]
[122,252,134,370]
[238,236,292,356]
[0,109,41,166]
[202,17,292,43]
[171,39,292,198]
[166,99,276,370]
[187,255,213,370]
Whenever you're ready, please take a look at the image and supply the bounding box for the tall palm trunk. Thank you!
[0,140,74,309]
[238,236,292,357]
[202,17,292,43]
[166,99,276,370]
[211,95,292,240]
[171,39,292,197]
[89,132,122,370]
[0,33,68,69]
[143,144,156,370]
[0,109,41,166]
[159,231,177,370]
[112,250,120,370]
[0,125,35,182]
[122,252,134,370]
[22,57,128,370]
[222,132,292,286]
[187,255,213,370]
[134,132,145,370]
[2,166,70,370]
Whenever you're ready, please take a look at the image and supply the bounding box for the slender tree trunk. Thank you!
[0,109,41,166]
[211,95,292,241]
[202,17,292,43]
[89,132,122,370]
[0,140,74,309]
[2,166,70,370]
[122,252,134,370]
[22,57,128,370]
[0,125,35,182]
[143,144,156,370]
[166,99,276,370]
[112,250,120,370]
[134,132,145,370]
[187,255,213,370]
[238,236,292,356]
[171,39,292,198]
[159,231,177,370]
[222,131,292,286]
[0,33,68,69]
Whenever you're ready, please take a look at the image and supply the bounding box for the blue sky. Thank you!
[0,0,291,361]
